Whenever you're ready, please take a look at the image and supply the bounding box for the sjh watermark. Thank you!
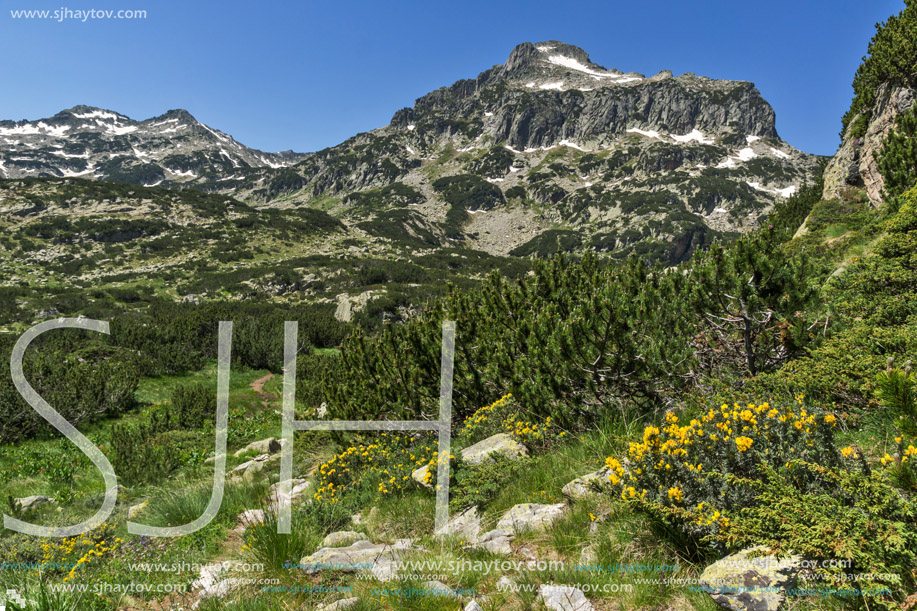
[9,7,147,22]
[3,318,456,538]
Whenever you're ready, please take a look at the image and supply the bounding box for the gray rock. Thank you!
[317,597,359,610]
[13,495,56,511]
[322,531,369,548]
[235,509,265,530]
[229,453,279,482]
[699,546,803,611]
[561,468,609,501]
[435,506,482,542]
[234,437,281,457]
[497,575,515,589]
[460,433,528,465]
[465,601,485,611]
[823,84,916,207]
[496,503,566,534]
[266,479,312,510]
[299,539,419,575]
[192,563,241,603]
[412,463,433,489]
[538,584,595,611]
[477,529,513,555]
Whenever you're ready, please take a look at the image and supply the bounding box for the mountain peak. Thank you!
[495,40,644,88]
[152,109,198,124]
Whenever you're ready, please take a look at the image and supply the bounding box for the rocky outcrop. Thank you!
[538,584,596,611]
[13,495,56,511]
[266,478,313,510]
[322,531,369,548]
[496,503,567,534]
[699,546,803,611]
[299,538,420,578]
[823,84,916,206]
[460,433,529,465]
[229,453,279,482]
[562,467,610,501]
[234,437,281,457]
[434,506,482,542]
[192,563,241,605]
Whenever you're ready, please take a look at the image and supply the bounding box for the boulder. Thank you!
[192,563,240,603]
[230,453,279,482]
[699,546,803,611]
[465,601,485,611]
[322,531,369,548]
[538,584,595,611]
[13,495,56,511]
[412,464,433,489]
[299,539,419,575]
[460,433,528,465]
[234,438,281,457]
[317,598,359,610]
[235,509,265,530]
[435,506,481,542]
[496,503,566,534]
[266,479,312,509]
[477,529,513,555]
[562,467,610,501]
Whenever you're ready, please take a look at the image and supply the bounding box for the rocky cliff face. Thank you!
[822,84,916,206]
[392,42,779,149]
[239,41,818,263]
[0,106,305,186]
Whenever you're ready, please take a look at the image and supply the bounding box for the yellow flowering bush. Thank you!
[459,394,559,451]
[605,398,842,538]
[313,432,437,503]
[40,522,121,581]
[876,436,917,490]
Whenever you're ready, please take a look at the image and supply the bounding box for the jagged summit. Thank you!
[499,41,644,87]
[0,107,306,183]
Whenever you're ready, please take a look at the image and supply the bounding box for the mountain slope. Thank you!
[240,41,820,262]
[0,106,305,187]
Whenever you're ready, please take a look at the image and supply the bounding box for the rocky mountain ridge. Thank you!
[1,41,820,264]
[0,105,306,186]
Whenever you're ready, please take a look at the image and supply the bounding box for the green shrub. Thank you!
[109,421,183,486]
[716,461,917,611]
[171,382,217,430]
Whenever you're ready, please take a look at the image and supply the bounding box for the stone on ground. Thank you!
[317,598,359,610]
[561,467,610,501]
[477,529,513,555]
[435,506,481,542]
[497,503,566,534]
[538,584,596,611]
[460,433,528,465]
[229,453,280,481]
[13,495,55,511]
[234,437,281,457]
[322,531,369,548]
[699,546,803,611]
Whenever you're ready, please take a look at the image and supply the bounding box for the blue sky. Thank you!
[0,0,905,156]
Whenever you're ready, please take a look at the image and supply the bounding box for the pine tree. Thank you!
[688,228,823,378]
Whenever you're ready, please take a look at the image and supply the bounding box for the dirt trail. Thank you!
[251,373,274,394]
